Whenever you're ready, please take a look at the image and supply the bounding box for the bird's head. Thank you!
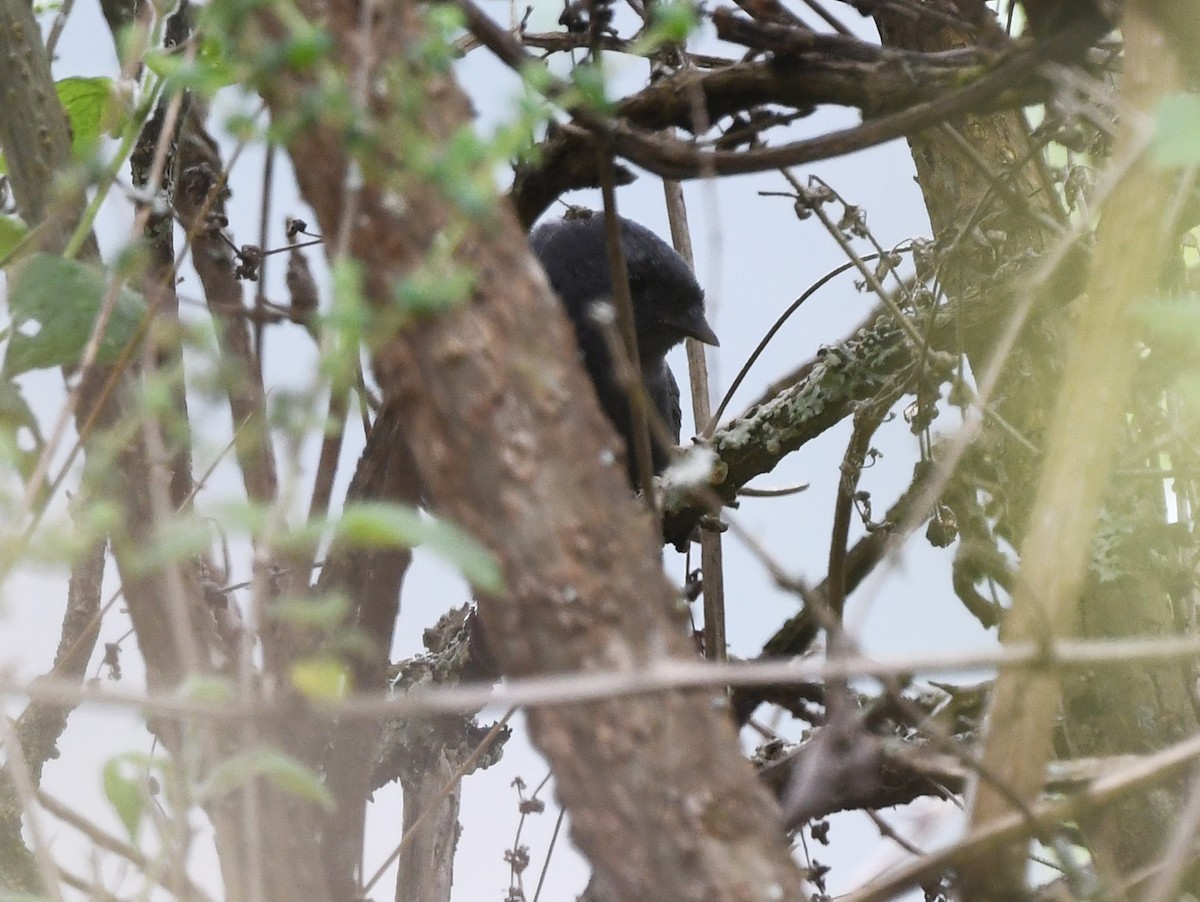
[530,210,719,365]
[619,217,719,363]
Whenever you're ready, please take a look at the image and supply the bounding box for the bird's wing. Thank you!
[646,361,682,446]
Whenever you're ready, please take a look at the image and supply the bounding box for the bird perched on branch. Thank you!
[530,208,719,486]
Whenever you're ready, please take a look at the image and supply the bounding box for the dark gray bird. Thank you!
[530,209,718,484]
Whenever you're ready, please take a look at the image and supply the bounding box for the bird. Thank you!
[530,209,719,486]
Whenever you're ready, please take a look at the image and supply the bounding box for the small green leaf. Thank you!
[103,756,148,840]
[416,4,466,71]
[251,26,334,78]
[1152,92,1200,167]
[321,258,368,389]
[270,593,350,628]
[1138,297,1200,345]
[632,0,698,50]
[282,28,334,68]
[201,749,334,811]
[391,263,476,316]
[0,378,45,484]
[146,37,239,95]
[56,76,122,157]
[336,502,503,592]
[0,215,29,260]
[178,675,236,703]
[518,60,554,95]
[0,379,42,443]
[653,0,699,41]
[127,514,216,574]
[4,254,147,376]
[569,63,613,114]
[290,656,349,700]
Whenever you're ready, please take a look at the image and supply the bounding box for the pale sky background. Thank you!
[0,0,1003,898]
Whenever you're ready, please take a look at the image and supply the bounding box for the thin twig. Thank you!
[37,788,217,902]
[531,806,566,902]
[599,162,657,507]
[705,254,886,434]
[664,181,726,659]
[845,730,1200,902]
[10,635,1200,722]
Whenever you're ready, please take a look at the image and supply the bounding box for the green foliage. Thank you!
[145,35,239,96]
[632,0,700,52]
[391,251,477,317]
[568,62,614,115]
[426,127,499,216]
[125,514,221,575]
[252,24,334,79]
[0,378,45,485]
[3,255,146,376]
[102,754,161,840]
[415,4,467,72]
[1139,295,1200,342]
[1151,92,1200,167]
[0,77,121,174]
[200,748,335,811]
[203,0,279,41]
[492,95,549,166]
[225,110,265,143]
[24,500,122,568]
[518,60,555,96]
[321,258,369,391]
[290,656,350,699]
[178,675,237,703]
[56,77,125,158]
[336,502,503,592]
[212,498,501,591]
[0,216,29,261]
[269,593,350,628]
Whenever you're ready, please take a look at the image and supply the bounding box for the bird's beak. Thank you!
[679,311,720,347]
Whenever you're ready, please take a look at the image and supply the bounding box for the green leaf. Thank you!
[0,215,29,261]
[177,675,236,703]
[4,254,147,376]
[336,502,503,592]
[128,514,217,574]
[1138,297,1200,346]
[0,378,45,484]
[1151,92,1200,167]
[650,0,698,42]
[569,63,613,114]
[391,261,476,316]
[270,593,350,628]
[250,26,334,80]
[56,76,122,158]
[321,258,368,390]
[201,749,335,811]
[0,379,42,443]
[102,756,149,840]
[518,60,554,95]
[631,0,699,51]
[416,4,466,71]
[146,36,239,95]
[290,656,349,700]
